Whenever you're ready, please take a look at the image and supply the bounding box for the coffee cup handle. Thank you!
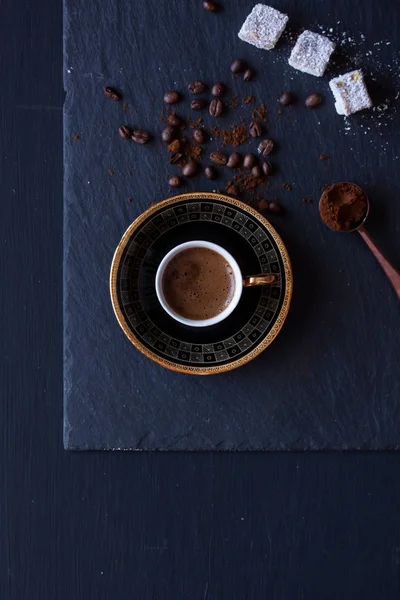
[243,274,278,287]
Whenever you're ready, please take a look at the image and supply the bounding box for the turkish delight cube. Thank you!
[329,70,373,116]
[238,4,288,50]
[288,30,336,77]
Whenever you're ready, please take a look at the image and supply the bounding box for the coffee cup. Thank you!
[155,240,277,328]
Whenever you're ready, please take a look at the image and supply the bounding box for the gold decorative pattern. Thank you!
[110,192,293,375]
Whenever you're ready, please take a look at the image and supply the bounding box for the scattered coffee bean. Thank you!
[203,0,220,12]
[161,125,178,143]
[119,125,131,139]
[192,128,208,144]
[230,59,247,74]
[131,129,151,144]
[279,92,294,106]
[167,113,185,127]
[258,139,274,156]
[191,98,208,111]
[169,176,182,188]
[182,160,199,177]
[251,165,263,178]
[211,82,226,97]
[164,90,181,104]
[262,161,273,176]
[268,201,284,214]
[188,80,207,94]
[243,68,255,82]
[104,86,121,101]
[305,93,322,108]
[258,199,270,213]
[249,121,262,138]
[226,153,243,168]
[226,182,239,197]
[209,99,223,117]
[243,154,257,169]
[170,152,183,164]
[204,166,218,180]
[210,151,228,166]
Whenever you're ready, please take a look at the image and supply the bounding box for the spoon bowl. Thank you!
[319,181,400,300]
[319,181,369,233]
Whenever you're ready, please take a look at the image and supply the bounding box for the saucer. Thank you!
[110,193,293,375]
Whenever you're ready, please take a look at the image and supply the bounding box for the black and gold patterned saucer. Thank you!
[110,193,292,375]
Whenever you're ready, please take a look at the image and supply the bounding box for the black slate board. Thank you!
[64,0,400,450]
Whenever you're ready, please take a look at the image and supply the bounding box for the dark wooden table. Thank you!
[2,2,400,598]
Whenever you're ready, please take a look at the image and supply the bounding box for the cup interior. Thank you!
[155,241,243,327]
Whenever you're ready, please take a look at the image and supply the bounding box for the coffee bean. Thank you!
[210,152,227,166]
[203,0,220,12]
[243,68,255,82]
[188,80,207,94]
[268,201,284,214]
[104,86,121,101]
[131,129,151,144]
[226,182,239,197]
[170,152,183,164]
[161,125,178,143]
[262,161,273,176]
[279,92,294,106]
[251,165,263,178]
[249,121,262,138]
[204,166,217,180]
[119,125,131,139]
[209,99,223,117]
[167,113,185,127]
[211,82,226,97]
[191,98,208,111]
[164,90,181,104]
[169,176,182,188]
[305,93,322,108]
[258,199,270,213]
[243,154,256,169]
[182,160,199,177]
[230,59,247,74]
[226,153,243,168]
[192,128,208,144]
[258,139,274,156]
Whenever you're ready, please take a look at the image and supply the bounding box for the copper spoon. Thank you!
[319,182,400,301]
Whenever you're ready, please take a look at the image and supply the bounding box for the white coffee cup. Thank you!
[155,240,277,328]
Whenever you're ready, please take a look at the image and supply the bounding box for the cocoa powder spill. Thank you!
[319,182,368,232]
[211,123,249,147]
[251,103,268,122]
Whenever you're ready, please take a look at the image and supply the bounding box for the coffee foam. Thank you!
[162,247,236,320]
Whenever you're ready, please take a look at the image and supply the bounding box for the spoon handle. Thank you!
[358,225,400,300]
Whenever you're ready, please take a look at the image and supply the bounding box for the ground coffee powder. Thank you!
[319,182,368,231]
